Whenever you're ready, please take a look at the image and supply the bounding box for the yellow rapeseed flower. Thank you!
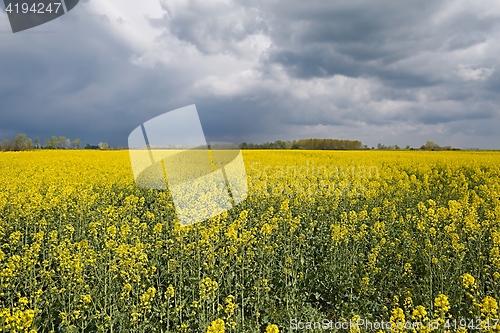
[481,296,498,317]
[462,273,476,289]
[206,318,225,333]
[434,294,450,313]
[265,324,279,333]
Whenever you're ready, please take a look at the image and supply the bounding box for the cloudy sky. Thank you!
[1,0,499,148]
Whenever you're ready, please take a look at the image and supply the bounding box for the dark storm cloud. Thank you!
[258,0,498,84]
[262,1,442,73]
[0,0,499,149]
[0,15,133,142]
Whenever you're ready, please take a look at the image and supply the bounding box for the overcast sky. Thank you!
[1,0,499,148]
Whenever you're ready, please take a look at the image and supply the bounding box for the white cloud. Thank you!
[457,65,495,81]
[85,0,165,52]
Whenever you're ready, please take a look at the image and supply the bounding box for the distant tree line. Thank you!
[0,133,109,152]
[418,141,458,151]
[377,143,405,150]
[376,141,459,151]
[240,138,365,150]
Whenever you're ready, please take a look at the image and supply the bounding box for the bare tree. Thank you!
[12,133,27,151]
[72,138,81,149]
[98,142,109,150]
[57,136,66,149]
[1,139,9,151]
[25,138,32,150]
[45,136,58,149]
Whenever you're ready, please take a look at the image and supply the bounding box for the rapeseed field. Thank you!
[0,150,499,332]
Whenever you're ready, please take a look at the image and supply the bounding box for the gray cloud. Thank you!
[156,0,269,56]
[0,0,499,149]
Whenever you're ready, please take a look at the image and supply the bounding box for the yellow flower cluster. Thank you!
[434,294,450,313]
[200,277,219,301]
[265,324,279,333]
[206,318,225,333]
[481,296,498,317]
[462,273,476,289]
[0,308,36,332]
